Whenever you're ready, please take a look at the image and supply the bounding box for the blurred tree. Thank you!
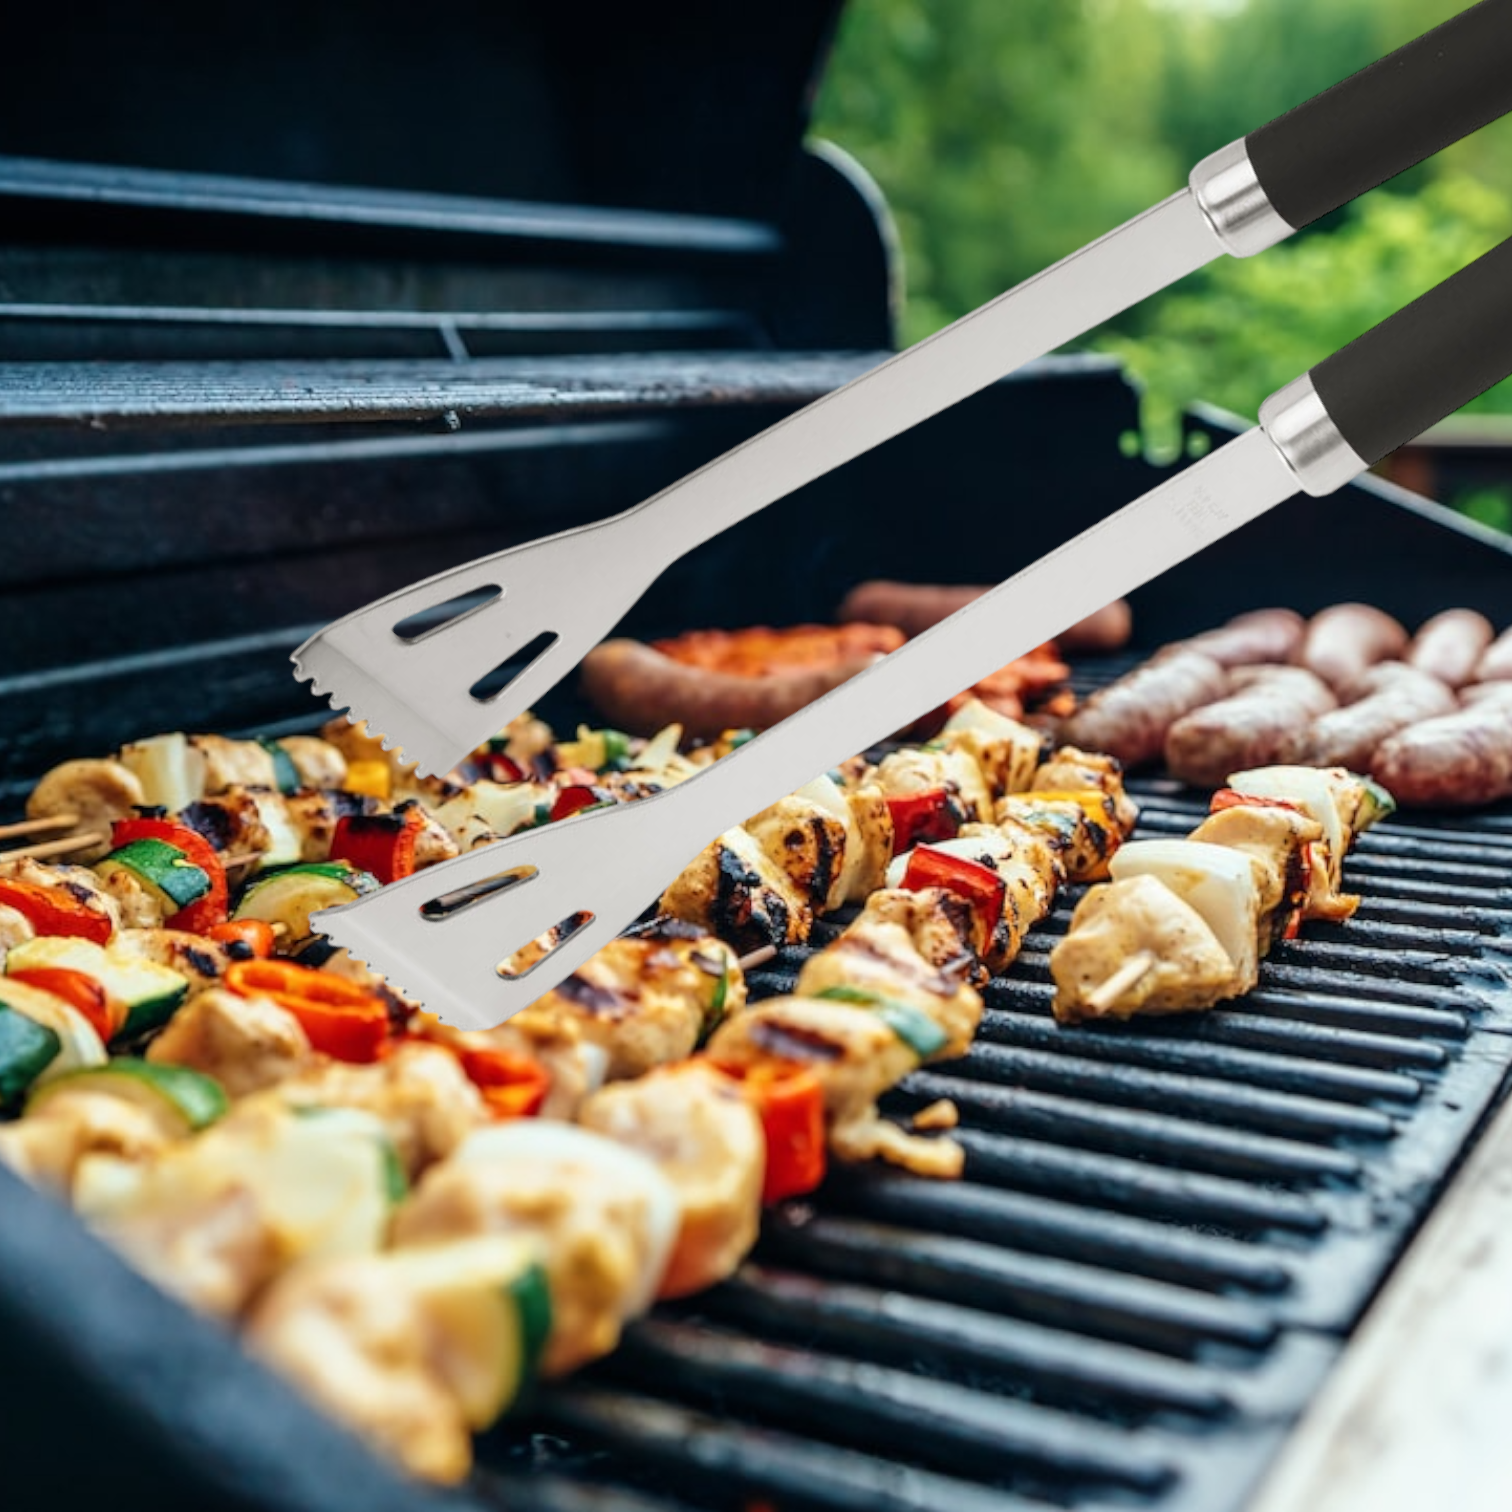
[812,0,1512,469]
[1102,174,1512,451]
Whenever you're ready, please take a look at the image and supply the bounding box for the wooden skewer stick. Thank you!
[0,812,81,843]
[220,851,263,871]
[1085,951,1157,1012]
[736,944,778,973]
[0,831,107,864]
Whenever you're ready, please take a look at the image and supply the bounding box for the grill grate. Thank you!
[478,730,1512,1512]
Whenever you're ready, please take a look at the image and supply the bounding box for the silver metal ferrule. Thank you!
[1189,139,1293,258]
[1258,374,1369,497]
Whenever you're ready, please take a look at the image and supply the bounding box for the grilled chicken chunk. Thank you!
[706,994,962,1178]
[189,734,280,794]
[1051,875,1239,1023]
[112,928,236,995]
[707,994,915,1134]
[996,791,1123,882]
[248,1251,474,1483]
[852,886,983,987]
[840,782,895,901]
[875,746,990,824]
[275,1041,489,1177]
[579,1060,763,1298]
[795,918,983,1059]
[1031,745,1138,833]
[1187,804,1330,939]
[393,1123,679,1377]
[660,826,812,952]
[534,924,742,1081]
[277,735,348,792]
[147,988,316,1098]
[940,698,1046,797]
[745,791,851,915]
[890,823,1058,972]
[180,789,274,859]
[0,1089,174,1191]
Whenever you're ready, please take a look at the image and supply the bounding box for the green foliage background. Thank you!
[812,0,1512,526]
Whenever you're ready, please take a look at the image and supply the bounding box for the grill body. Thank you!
[3,6,1512,1509]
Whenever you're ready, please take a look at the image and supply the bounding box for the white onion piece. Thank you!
[637,724,684,773]
[1110,840,1260,979]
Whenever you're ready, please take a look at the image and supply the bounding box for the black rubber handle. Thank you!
[1311,235,1512,465]
[1246,0,1512,231]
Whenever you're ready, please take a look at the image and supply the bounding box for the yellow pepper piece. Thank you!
[1028,789,1115,822]
[343,759,391,800]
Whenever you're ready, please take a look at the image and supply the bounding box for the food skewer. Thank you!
[0,812,81,843]
[1085,951,1157,1012]
[0,831,108,863]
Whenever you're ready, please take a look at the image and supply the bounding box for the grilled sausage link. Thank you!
[1300,603,1409,691]
[1475,625,1512,683]
[1164,666,1336,787]
[1179,608,1306,668]
[1296,662,1457,771]
[1060,650,1228,768]
[581,638,882,738]
[1406,609,1494,689]
[1369,701,1512,807]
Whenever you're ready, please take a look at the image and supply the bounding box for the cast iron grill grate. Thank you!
[478,677,1512,1512]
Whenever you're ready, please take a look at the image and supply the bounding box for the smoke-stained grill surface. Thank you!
[4,4,1512,1508]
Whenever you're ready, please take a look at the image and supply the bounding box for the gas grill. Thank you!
[3,4,1512,1510]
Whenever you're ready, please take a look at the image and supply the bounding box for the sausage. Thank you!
[1296,662,1456,770]
[580,638,884,738]
[1474,625,1512,683]
[1405,609,1494,688]
[1178,608,1306,668]
[835,581,1132,652]
[1060,650,1228,768]
[1164,666,1337,787]
[1300,603,1409,691]
[1369,701,1512,807]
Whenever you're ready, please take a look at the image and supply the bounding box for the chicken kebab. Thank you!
[0,695,1143,1475]
[0,699,1142,1484]
[1051,764,1394,1022]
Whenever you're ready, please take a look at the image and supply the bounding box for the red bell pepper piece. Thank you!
[900,845,1006,941]
[329,804,425,885]
[481,750,527,784]
[111,817,229,933]
[7,966,125,1043]
[1210,788,1305,817]
[455,1044,552,1120]
[0,879,113,945]
[884,788,960,853]
[711,1060,827,1204]
[549,784,610,823]
[224,959,390,1062]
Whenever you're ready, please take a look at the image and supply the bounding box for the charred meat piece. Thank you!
[1051,875,1240,1024]
[578,1060,763,1299]
[536,926,743,1080]
[660,826,812,953]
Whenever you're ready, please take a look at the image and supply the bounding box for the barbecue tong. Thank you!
[293,0,1512,780]
[312,232,1512,1027]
